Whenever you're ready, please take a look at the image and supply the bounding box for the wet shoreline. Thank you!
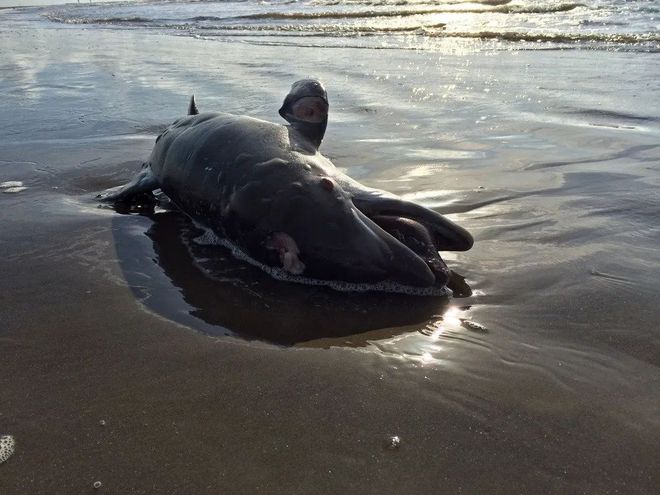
[1,14,659,494]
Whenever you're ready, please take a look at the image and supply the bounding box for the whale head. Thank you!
[224,165,472,289]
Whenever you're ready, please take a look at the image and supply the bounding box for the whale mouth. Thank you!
[348,192,473,287]
[368,214,450,287]
[266,210,448,288]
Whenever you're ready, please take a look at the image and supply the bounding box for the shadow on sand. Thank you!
[112,207,471,347]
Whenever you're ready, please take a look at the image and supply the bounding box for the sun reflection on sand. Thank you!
[400,306,467,366]
[427,305,463,339]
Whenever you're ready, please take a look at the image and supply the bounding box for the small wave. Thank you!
[496,2,586,14]
[433,30,660,45]
[45,14,153,25]
[237,3,585,21]
[195,21,446,34]
[187,15,225,21]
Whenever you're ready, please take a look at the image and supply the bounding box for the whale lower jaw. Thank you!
[361,211,450,288]
[372,215,449,286]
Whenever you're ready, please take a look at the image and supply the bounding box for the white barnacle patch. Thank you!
[266,232,305,275]
[0,435,15,464]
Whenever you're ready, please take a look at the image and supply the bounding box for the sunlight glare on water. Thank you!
[428,306,463,339]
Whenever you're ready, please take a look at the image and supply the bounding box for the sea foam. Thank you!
[192,226,451,297]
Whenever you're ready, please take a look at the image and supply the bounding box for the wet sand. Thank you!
[2,213,658,494]
[1,21,659,495]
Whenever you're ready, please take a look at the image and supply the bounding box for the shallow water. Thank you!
[1,2,659,493]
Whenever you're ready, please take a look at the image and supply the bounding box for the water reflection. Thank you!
[113,208,472,346]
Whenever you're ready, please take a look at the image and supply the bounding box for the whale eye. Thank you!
[319,177,334,192]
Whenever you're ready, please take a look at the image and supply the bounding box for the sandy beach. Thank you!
[1,2,659,493]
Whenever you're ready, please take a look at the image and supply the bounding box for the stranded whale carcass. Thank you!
[101,80,473,288]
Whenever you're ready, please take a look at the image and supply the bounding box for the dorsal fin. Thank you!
[188,95,199,115]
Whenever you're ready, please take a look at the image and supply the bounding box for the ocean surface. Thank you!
[4,0,660,48]
[1,1,659,493]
